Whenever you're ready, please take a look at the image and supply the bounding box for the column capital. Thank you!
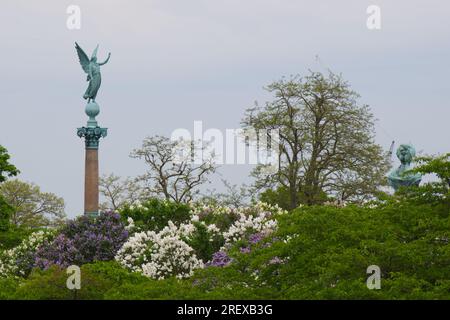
[77,126,107,149]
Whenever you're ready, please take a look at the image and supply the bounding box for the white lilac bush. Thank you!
[115,221,203,279]
[0,230,54,278]
[222,209,278,247]
[193,201,284,246]
[116,201,287,279]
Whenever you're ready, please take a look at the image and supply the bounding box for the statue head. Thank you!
[389,143,422,190]
[396,144,416,165]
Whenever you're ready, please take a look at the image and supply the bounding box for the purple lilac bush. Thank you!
[249,232,266,245]
[207,231,277,268]
[206,251,232,267]
[239,232,270,254]
[35,211,128,269]
[240,247,251,254]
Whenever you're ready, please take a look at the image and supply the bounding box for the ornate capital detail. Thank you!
[77,126,107,149]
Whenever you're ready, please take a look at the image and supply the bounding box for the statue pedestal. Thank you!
[77,102,107,217]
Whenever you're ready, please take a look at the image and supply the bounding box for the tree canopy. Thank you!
[242,71,390,209]
[0,145,19,183]
[131,135,217,203]
[0,180,66,229]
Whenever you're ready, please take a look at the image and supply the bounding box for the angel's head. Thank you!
[91,56,97,63]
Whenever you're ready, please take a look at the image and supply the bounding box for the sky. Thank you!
[0,0,449,218]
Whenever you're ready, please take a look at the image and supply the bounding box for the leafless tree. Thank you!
[131,135,217,203]
[201,179,251,209]
[99,173,149,211]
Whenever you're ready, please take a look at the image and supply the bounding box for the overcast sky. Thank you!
[1,0,449,218]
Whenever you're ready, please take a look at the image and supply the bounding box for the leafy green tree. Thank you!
[0,195,13,232]
[0,194,30,250]
[0,145,19,183]
[412,153,450,188]
[269,202,450,299]
[259,185,329,210]
[259,186,293,210]
[242,71,390,209]
[400,153,450,209]
[0,145,19,242]
[0,180,66,229]
[0,225,30,250]
[186,201,449,300]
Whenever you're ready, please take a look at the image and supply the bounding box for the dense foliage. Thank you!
[115,202,284,279]
[0,179,66,229]
[0,230,54,278]
[0,197,448,299]
[401,153,450,210]
[120,199,191,232]
[0,153,448,299]
[35,212,128,268]
[0,145,19,184]
[0,225,30,250]
[242,71,390,209]
[0,195,13,232]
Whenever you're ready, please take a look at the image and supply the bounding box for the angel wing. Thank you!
[75,42,90,74]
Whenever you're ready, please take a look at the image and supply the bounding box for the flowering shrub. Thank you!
[2,198,450,300]
[120,199,191,232]
[189,203,240,231]
[222,212,277,247]
[191,201,284,232]
[1,201,284,281]
[35,211,128,268]
[249,232,267,244]
[205,251,232,267]
[115,221,203,279]
[184,221,224,262]
[116,202,285,279]
[0,230,54,278]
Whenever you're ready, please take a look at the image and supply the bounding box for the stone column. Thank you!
[84,148,99,214]
[77,102,107,218]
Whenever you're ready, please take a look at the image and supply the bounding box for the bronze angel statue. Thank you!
[75,42,111,102]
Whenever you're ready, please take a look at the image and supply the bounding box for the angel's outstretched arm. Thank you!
[98,53,111,66]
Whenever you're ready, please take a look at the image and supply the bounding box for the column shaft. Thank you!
[84,148,99,214]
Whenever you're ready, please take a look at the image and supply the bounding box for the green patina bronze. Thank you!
[75,43,109,150]
[77,102,107,149]
[75,42,111,103]
[388,144,422,191]
[77,125,108,149]
[75,42,111,218]
[84,212,99,219]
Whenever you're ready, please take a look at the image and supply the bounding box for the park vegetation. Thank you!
[0,71,448,300]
